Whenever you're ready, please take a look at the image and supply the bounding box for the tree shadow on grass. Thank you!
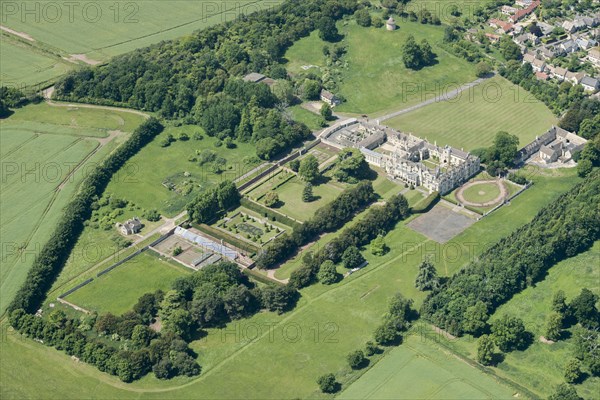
[490,352,505,366]
[354,358,370,370]
[516,331,535,351]
[313,175,331,186]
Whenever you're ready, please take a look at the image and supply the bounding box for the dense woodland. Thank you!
[421,170,600,336]
[53,0,360,160]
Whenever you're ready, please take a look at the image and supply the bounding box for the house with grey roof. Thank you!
[560,40,579,54]
[320,89,341,107]
[523,53,546,72]
[581,76,600,92]
[117,217,142,235]
[576,37,597,50]
[588,47,600,66]
[515,126,587,165]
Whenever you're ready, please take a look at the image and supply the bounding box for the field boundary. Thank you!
[405,324,540,399]
[57,229,174,301]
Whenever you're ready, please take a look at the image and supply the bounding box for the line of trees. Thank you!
[8,118,164,314]
[289,194,410,289]
[10,261,301,382]
[255,181,377,269]
[499,61,587,115]
[10,286,199,383]
[421,170,600,336]
[187,181,240,224]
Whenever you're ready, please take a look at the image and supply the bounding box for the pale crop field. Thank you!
[0,0,283,88]
[0,102,144,314]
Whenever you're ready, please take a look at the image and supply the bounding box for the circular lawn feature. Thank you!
[455,180,507,207]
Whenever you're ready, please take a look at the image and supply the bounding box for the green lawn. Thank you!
[0,39,72,88]
[284,30,327,76]
[273,177,344,222]
[66,251,188,315]
[410,0,494,24]
[490,242,600,399]
[104,125,260,217]
[461,181,501,203]
[0,166,583,398]
[246,169,295,199]
[339,334,515,399]
[436,166,581,276]
[0,1,282,88]
[332,20,477,115]
[286,105,327,131]
[433,242,600,399]
[386,76,558,151]
[1,102,143,136]
[0,102,144,315]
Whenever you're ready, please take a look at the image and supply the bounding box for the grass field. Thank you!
[433,242,600,399]
[0,1,283,88]
[386,76,558,151]
[284,19,477,115]
[0,165,583,398]
[339,334,515,399]
[461,181,502,203]
[66,251,188,315]
[2,102,143,136]
[104,124,261,216]
[273,177,344,221]
[0,38,72,88]
[490,242,600,399]
[286,105,327,131]
[0,102,144,315]
[246,171,345,222]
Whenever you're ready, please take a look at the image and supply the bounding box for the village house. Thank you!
[514,33,540,48]
[502,5,517,16]
[560,39,579,54]
[548,65,569,81]
[565,71,586,85]
[486,33,500,44]
[563,20,586,33]
[523,53,546,72]
[588,47,600,67]
[509,0,540,23]
[489,18,514,34]
[320,89,341,107]
[515,0,533,7]
[575,37,597,50]
[117,217,142,235]
[536,22,554,36]
[538,46,560,60]
[535,71,549,81]
[581,76,600,92]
